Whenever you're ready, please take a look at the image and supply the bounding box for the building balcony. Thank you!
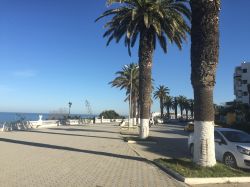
[234,74,242,78]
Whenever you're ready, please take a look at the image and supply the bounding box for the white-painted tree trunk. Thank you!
[193,121,216,167]
[139,119,149,139]
[132,118,137,126]
[128,118,133,128]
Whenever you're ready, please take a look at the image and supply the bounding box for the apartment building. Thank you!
[234,62,250,104]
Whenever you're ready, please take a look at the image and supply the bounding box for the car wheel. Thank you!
[189,144,194,157]
[223,152,237,168]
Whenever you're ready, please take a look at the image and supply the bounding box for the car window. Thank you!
[220,131,250,143]
[214,131,223,140]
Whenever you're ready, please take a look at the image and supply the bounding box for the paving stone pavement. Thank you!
[127,124,190,161]
[0,124,185,187]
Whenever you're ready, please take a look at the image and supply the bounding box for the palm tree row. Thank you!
[164,96,192,120]
[153,89,194,120]
[153,85,169,119]
[97,0,221,167]
[110,70,195,122]
[109,63,139,126]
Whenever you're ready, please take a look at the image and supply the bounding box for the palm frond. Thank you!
[97,0,190,55]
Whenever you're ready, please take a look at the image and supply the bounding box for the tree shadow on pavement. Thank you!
[151,128,190,136]
[21,130,121,140]
[0,137,145,162]
[134,136,190,159]
[48,128,118,134]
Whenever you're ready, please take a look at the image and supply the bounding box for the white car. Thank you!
[188,128,250,169]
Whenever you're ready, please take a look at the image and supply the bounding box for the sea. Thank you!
[0,112,96,126]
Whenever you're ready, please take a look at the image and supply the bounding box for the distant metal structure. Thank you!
[68,101,72,116]
[85,100,93,117]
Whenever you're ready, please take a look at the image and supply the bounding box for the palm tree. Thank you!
[190,0,220,167]
[97,0,190,139]
[183,98,190,121]
[153,85,169,118]
[177,95,187,118]
[172,97,178,119]
[68,102,72,116]
[110,63,139,125]
[164,95,173,119]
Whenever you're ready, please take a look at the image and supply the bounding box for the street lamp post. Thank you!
[124,65,133,128]
[68,101,72,117]
[125,64,138,128]
[129,69,133,128]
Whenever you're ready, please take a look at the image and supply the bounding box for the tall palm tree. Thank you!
[183,98,190,120]
[173,97,178,119]
[97,0,190,139]
[190,0,220,167]
[164,95,173,119]
[153,85,169,118]
[110,63,139,125]
[177,95,187,118]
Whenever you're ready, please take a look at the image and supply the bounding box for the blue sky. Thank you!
[0,0,250,115]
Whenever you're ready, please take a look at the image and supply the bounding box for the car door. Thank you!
[214,131,228,161]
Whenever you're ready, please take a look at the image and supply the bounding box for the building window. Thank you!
[243,92,248,96]
[242,69,248,73]
[242,80,248,84]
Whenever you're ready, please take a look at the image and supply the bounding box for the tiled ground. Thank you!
[0,124,184,187]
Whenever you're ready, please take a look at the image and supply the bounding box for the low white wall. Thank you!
[67,120,79,125]
[68,119,95,125]
[94,118,128,124]
[94,118,102,123]
[29,120,59,129]
[81,119,93,124]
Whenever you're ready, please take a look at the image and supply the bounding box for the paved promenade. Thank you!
[127,123,190,161]
[0,124,184,187]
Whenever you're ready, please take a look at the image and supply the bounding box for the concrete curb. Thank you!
[153,161,185,182]
[184,177,250,185]
[153,161,250,185]
[127,140,157,144]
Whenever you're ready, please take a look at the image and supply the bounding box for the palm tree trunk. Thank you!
[190,0,220,167]
[174,98,178,119]
[139,29,154,139]
[160,98,163,119]
[175,107,177,119]
[180,106,183,117]
[137,98,140,124]
[132,93,137,125]
[167,106,170,119]
[185,109,188,121]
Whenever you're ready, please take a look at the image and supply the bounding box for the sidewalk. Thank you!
[0,124,185,187]
[124,124,190,160]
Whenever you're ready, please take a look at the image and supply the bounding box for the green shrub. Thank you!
[99,110,123,119]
